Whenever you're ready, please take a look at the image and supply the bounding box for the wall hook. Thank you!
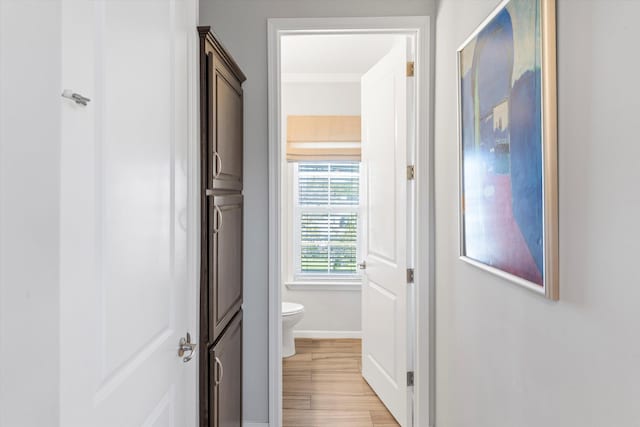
[61,89,91,106]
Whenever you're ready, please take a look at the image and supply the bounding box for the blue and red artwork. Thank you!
[459,0,545,287]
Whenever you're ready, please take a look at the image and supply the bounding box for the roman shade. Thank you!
[286,115,361,161]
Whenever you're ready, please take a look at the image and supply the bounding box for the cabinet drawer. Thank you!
[209,311,242,427]
[209,194,243,343]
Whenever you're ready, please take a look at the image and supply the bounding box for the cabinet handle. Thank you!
[213,206,222,234]
[214,356,224,385]
[214,152,222,178]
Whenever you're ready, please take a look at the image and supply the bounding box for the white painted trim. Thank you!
[186,1,200,426]
[285,281,361,291]
[412,16,435,427]
[294,330,362,339]
[243,423,270,427]
[268,16,433,427]
[282,72,362,83]
[267,19,283,427]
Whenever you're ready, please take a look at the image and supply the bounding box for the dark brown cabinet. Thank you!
[198,26,246,427]
[209,312,243,427]
[209,194,243,342]
[204,37,244,192]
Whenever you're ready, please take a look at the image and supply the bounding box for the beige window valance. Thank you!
[286,115,361,162]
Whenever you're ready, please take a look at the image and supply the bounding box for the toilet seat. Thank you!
[282,302,304,316]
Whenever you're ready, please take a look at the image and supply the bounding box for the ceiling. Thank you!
[281,34,402,77]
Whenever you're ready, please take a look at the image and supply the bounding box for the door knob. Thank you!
[178,332,197,363]
[358,260,367,270]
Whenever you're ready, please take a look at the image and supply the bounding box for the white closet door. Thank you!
[59,1,198,425]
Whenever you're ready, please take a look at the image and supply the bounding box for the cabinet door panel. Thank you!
[210,311,243,427]
[209,194,243,343]
[212,54,243,191]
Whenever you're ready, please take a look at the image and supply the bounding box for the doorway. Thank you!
[268,17,433,427]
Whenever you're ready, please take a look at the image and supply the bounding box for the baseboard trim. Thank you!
[243,422,269,427]
[293,330,362,339]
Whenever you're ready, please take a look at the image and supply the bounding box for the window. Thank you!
[293,162,360,278]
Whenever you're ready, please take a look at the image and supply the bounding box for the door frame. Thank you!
[186,2,201,426]
[267,16,433,427]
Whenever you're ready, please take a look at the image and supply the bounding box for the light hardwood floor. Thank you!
[283,338,400,427]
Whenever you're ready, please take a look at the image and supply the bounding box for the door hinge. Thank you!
[406,165,415,180]
[406,61,415,77]
[407,371,414,386]
[407,268,415,283]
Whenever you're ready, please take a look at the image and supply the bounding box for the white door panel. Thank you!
[366,280,397,377]
[60,1,197,425]
[366,76,398,264]
[361,39,410,426]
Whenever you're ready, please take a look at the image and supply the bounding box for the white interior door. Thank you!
[360,39,412,426]
[59,1,198,426]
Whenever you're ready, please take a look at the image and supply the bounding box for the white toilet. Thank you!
[282,302,305,358]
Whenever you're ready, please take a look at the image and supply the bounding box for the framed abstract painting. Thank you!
[457,0,558,299]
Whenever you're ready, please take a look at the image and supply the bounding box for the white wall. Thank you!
[281,81,362,336]
[282,81,360,116]
[199,0,436,422]
[434,0,640,426]
[0,1,61,426]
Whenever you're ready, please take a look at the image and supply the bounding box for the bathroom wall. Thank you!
[281,81,362,337]
[434,0,640,425]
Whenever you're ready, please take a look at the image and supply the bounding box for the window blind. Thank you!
[296,163,360,276]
